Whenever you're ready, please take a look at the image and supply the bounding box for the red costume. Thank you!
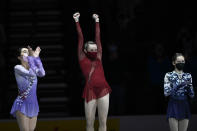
[75,22,112,102]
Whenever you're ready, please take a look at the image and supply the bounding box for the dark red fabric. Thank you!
[86,52,97,60]
[75,22,111,102]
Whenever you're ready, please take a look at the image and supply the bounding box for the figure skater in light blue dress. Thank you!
[10,46,45,131]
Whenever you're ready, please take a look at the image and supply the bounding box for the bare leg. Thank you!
[169,118,178,131]
[178,119,189,131]
[97,94,109,131]
[29,116,37,131]
[85,99,97,131]
[16,111,30,131]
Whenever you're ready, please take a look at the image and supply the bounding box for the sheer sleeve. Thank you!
[75,22,85,61]
[164,73,172,97]
[27,56,45,77]
[187,74,195,98]
[95,22,102,60]
[34,57,46,77]
[164,73,179,97]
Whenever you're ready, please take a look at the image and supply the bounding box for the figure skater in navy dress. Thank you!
[164,53,195,131]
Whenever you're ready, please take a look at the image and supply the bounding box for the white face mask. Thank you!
[22,53,29,62]
[23,53,28,57]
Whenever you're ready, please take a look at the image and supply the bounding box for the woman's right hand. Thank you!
[27,46,41,57]
[73,12,80,22]
[92,14,99,22]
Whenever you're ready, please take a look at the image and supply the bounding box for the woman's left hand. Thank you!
[34,46,41,57]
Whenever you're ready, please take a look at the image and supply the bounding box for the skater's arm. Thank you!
[27,46,45,77]
[185,74,195,98]
[164,73,179,97]
[34,57,45,77]
[93,14,102,60]
[73,12,85,61]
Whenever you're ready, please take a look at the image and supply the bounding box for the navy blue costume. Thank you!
[164,71,195,120]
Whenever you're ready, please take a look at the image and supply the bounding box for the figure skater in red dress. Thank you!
[73,12,112,131]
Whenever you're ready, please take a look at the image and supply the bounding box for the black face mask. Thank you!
[176,63,185,71]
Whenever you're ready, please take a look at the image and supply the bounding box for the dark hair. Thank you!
[15,46,27,64]
[84,41,96,50]
[17,46,27,57]
[172,53,184,62]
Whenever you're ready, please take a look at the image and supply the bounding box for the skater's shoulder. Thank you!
[183,72,192,77]
[14,65,23,70]
[165,71,173,76]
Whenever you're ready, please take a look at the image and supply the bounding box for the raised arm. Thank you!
[93,14,102,60]
[34,57,45,77]
[27,56,45,77]
[73,12,85,61]
[27,46,45,77]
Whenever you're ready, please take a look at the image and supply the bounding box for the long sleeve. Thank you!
[164,73,172,96]
[95,22,102,60]
[27,56,45,77]
[186,74,195,98]
[76,22,85,60]
[164,72,195,100]
[164,73,179,97]
[34,57,45,77]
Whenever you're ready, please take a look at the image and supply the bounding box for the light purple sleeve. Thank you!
[27,56,45,77]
